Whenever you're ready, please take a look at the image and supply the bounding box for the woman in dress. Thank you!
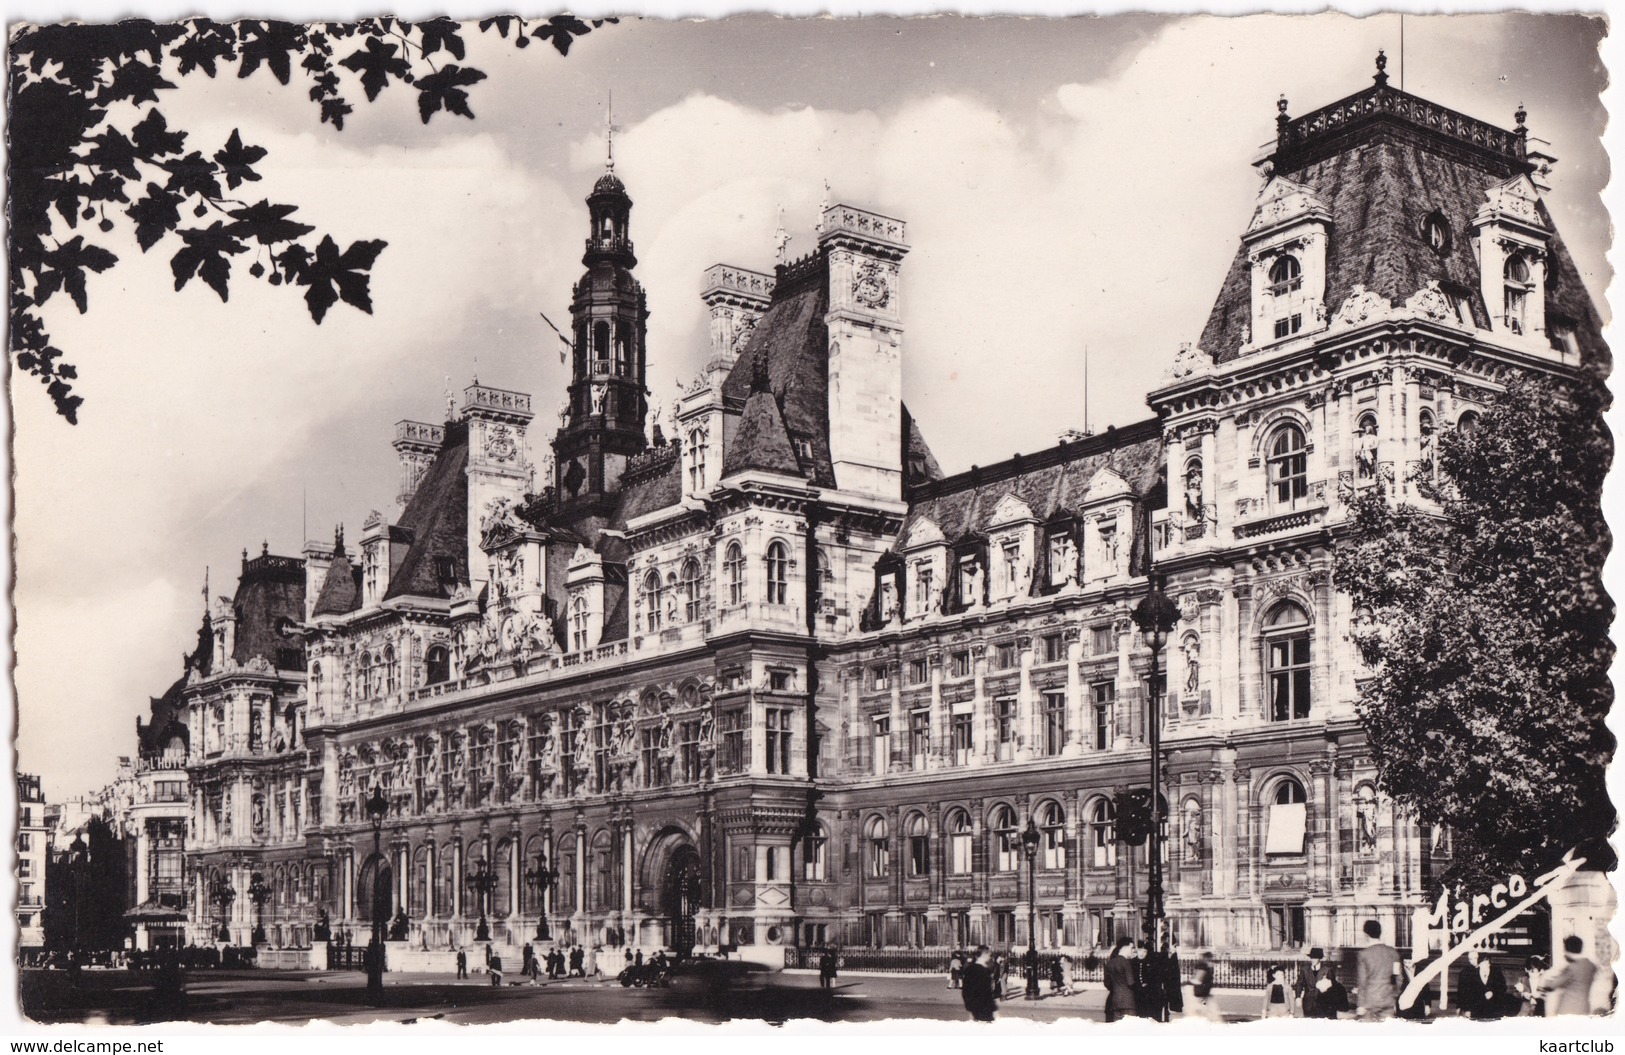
[1261,963,1299,1019]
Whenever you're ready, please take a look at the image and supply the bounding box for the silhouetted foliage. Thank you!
[1332,372,1614,887]
[8,16,615,422]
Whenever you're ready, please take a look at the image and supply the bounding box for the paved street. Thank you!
[21,967,1275,1027]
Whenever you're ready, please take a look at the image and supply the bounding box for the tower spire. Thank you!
[606,91,622,173]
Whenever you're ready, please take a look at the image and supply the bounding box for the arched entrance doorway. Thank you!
[356,853,393,933]
[662,845,703,959]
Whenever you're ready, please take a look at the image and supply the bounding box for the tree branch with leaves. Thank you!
[8,15,615,422]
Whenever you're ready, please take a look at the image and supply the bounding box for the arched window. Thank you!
[1038,801,1067,870]
[1457,410,1481,434]
[357,652,373,700]
[591,831,613,911]
[1267,423,1309,505]
[382,645,397,696]
[1089,798,1117,869]
[946,810,974,874]
[803,824,827,881]
[1355,412,1379,482]
[1265,776,1309,856]
[425,645,450,686]
[990,805,1019,873]
[613,324,630,376]
[1268,255,1302,297]
[680,559,701,623]
[724,543,746,607]
[570,594,590,652]
[1264,602,1312,721]
[641,570,663,633]
[866,816,889,878]
[765,541,790,605]
[906,813,930,877]
[1504,253,1532,334]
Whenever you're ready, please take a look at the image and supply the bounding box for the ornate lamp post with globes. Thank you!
[466,857,498,943]
[524,848,558,942]
[248,871,271,945]
[209,874,236,944]
[1131,569,1181,1021]
[1020,818,1041,999]
[364,784,389,1003]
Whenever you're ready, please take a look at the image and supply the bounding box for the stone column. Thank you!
[1017,636,1036,758]
[135,825,150,905]
[1065,628,1084,756]
[928,649,944,769]
[1235,584,1257,720]
[426,841,437,918]
[575,825,588,918]
[887,659,903,772]
[971,645,989,766]
[452,839,464,918]
[1114,617,1136,746]
[623,824,635,917]
[1215,751,1238,898]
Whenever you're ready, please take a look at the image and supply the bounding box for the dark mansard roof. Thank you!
[383,420,470,601]
[902,417,1166,572]
[1198,81,1607,368]
[230,549,306,670]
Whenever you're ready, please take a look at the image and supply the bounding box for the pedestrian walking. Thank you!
[1104,937,1140,1023]
[455,947,467,979]
[818,947,838,988]
[1184,950,1223,1022]
[1317,965,1350,1019]
[489,952,504,987]
[1294,947,1330,1018]
[947,951,962,990]
[1051,952,1072,996]
[1538,936,1599,1016]
[1261,963,1298,1018]
[571,945,585,977]
[1516,955,1549,1017]
[961,945,998,1022]
[522,942,536,981]
[1355,919,1400,1021]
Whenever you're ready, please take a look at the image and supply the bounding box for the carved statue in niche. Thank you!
[927,570,946,613]
[1183,800,1202,853]
[1100,523,1120,568]
[1356,419,1379,480]
[590,383,607,415]
[1055,535,1079,588]
[248,710,262,750]
[1355,787,1379,851]
[965,559,985,608]
[252,794,266,835]
[880,578,898,625]
[1185,461,1204,520]
[697,705,716,748]
[1183,636,1201,696]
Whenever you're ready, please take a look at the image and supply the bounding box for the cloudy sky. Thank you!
[10,11,1611,799]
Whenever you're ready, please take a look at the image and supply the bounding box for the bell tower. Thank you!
[552,163,650,517]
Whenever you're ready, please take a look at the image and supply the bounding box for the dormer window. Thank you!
[1423,211,1452,254]
[724,542,746,606]
[641,570,663,633]
[570,594,590,651]
[765,541,790,605]
[686,428,708,492]
[1504,253,1532,334]
[1267,423,1309,505]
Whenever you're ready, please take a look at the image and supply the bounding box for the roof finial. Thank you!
[445,375,456,422]
[334,523,345,556]
[202,566,210,610]
[605,90,622,173]
[1276,94,1291,136]
[815,180,831,232]
[1515,101,1528,133]
[774,206,790,265]
[1374,48,1389,87]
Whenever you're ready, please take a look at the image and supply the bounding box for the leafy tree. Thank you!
[1332,371,1614,887]
[9,15,614,423]
[41,817,130,953]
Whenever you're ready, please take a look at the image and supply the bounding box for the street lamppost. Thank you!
[364,784,388,1003]
[1131,568,1181,1022]
[466,858,498,944]
[524,849,558,942]
[1020,818,1041,1000]
[209,875,236,944]
[248,871,271,946]
[66,835,89,974]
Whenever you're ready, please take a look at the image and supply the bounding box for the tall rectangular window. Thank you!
[908,710,930,769]
[1091,626,1114,655]
[1042,634,1065,664]
[1042,690,1067,756]
[907,659,928,685]
[678,720,701,782]
[641,727,665,788]
[804,830,826,881]
[765,708,793,774]
[950,712,973,766]
[950,651,971,678]
[1093,682,1115,750]
[721,709,748,773]
[871,716,890,777]
[995,698,1016,761]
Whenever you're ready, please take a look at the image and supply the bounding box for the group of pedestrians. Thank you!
[455,941,596,984]
[957,917,1606,1023]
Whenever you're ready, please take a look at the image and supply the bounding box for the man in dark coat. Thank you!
[455,947,467,979]
[818,947,838,988]
[1457,950,1511,1020]
[962,945,998,1022]
[1295,947,1331,1018]
[1104,937,1140,1022]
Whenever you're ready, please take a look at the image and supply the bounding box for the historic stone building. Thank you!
[168,61,1603,964]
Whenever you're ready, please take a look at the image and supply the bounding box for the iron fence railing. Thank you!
[784,947,1330,989]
